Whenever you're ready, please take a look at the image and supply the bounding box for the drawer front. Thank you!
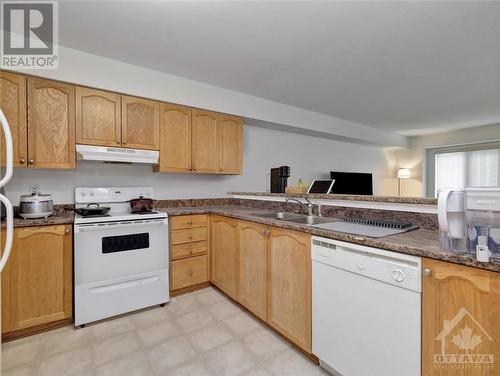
[171,227,207,245]
[170,215,208,230]
[171,255,208,290]
[171,241,207,260]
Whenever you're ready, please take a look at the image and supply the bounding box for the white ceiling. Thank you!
[59,1,500,136]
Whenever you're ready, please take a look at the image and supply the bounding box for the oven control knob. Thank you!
[81,191,86,197]
[391,269,405,282]
[90,191,94,196]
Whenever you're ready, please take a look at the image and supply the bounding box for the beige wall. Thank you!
[387,123,500,197]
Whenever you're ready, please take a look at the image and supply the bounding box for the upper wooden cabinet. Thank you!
[267,227,312,353]
[121,95,160,150]
[157,103,192,173]
[218,114,243,174]
[0,72,27,167]
[210,215,238,299]
[3,225,72,334]
[76,87,121,147]
[192,109,219,173]
[422,258,500,376]
[238,220,268,321]
[27,78,75,169]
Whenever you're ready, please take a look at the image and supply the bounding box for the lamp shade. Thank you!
[397,168,411,179]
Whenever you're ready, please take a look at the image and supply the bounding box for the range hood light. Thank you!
[76,145,159,164]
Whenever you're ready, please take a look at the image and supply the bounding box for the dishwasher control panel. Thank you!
[312,236,422,292]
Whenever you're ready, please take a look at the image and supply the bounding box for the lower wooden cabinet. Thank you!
[238,220,268,321]
[267,227,312,353]
[210,215,238,299]
[422,258,500,376]
[2,225,73,336]
[170,215,209,293]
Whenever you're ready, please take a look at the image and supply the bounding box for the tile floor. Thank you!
[2,287,327,376]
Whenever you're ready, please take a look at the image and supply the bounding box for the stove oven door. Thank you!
[74,218,169,325]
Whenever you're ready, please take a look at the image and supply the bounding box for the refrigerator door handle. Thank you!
[0,194,13,273]
[0,109,14,187]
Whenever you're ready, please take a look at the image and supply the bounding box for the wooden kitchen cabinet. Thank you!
[1,229,13,333]
[76,87,121,147]
[267,227,312,352]
[238,220,268,321]
[210,215,238,299]
[191,109,219,173]
[422,258,500,376]
[170,215,209,294]
[156,103,192,172]
[27,78,75,169]
[2,225,72,338]
[121,95,160,150]
[0,71,27,168]
[218,114,243,174]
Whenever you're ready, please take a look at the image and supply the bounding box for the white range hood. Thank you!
[76,145,159,164]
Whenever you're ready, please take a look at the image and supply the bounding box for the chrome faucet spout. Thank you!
[285,197,314,216]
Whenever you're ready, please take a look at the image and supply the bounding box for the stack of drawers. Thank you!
[170,214,209,291]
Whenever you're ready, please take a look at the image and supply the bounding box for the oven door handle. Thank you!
[75,221,166,232]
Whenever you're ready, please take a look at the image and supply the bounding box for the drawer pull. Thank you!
[188,271,193,276]
[188,220,193,225]
[188,234,193,239]
[189,249,193,255]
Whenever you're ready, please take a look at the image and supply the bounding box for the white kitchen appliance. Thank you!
[74,187,169,326]
[438,188,467,253]
[76,144,159,164]
[312,236,421,376]
[465,188,500,262]
[18,192,53,219]
[0,109,15,363]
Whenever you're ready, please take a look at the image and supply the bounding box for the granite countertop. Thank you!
[1,207,75,228]
[159,205,500,273]
[228,191,438,205]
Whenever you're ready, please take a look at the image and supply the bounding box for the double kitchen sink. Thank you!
[249,211,335,226]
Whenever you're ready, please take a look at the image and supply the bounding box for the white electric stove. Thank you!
[74,187,169,326]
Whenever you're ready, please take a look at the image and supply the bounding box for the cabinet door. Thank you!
[210,215,238,299]
[76,87,121,147]
[268,228,311,352]
[121,95,160,150]
[158,103,191,172]
[192,109,218,173]
[238,220,267,320]
[422,258,500,376]
[10,225,72,330]
[27,78,75,169]
[1,229,13,333]
[218,114,243,174]
[0,72,27,167]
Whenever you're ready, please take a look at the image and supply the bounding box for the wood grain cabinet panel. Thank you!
[171,241,207,261]
[191,109,219,174]
[1,229,13,333]
[121,95,160,150]
[10,225,72,331]
[171,255,208,290]
[0,72,27,167]
[157,103,192,172]
[170,214,208,231]
[422,258,500,376]
[210,215,238,299]
[76,87,121,147]
[27,78,75,169]
[238,220,267,321]
[171,227,207,245]
[267,228,311,353]
[218,114,243,174]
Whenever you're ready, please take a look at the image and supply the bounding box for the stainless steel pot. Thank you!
[19,192,53,219]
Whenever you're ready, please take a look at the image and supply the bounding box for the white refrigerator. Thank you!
[0,108,15,367]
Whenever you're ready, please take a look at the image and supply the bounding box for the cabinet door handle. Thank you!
[65,228,70,234]
[232,223,236,228]
[28,159,35,165]
[19,158,25,164]
[188,234,193,239]
[188,271,193,276]
[122,141,127,145]
[188,220,193,225]
[219,168,223,172]
[116,140,120,145]
[189,249,193,255]
[423,268,432,277]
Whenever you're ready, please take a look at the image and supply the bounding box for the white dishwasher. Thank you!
[312,236,421,376]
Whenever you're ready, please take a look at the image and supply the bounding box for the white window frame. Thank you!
[426,141,500,197]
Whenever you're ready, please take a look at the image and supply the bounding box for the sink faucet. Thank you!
[285,197,314,216]
[285,197,323,217]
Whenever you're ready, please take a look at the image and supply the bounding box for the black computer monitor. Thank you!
[329,171,373,195]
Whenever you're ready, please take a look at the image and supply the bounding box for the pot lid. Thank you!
[20,192,53,202]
